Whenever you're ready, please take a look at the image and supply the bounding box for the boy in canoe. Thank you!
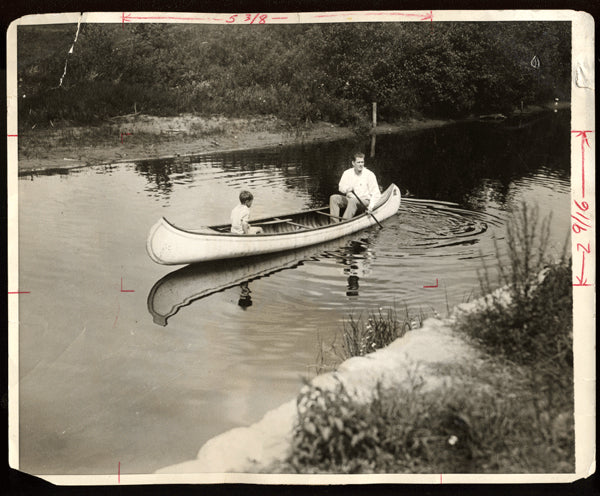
[329,152,381,221]
[231,190,263,234]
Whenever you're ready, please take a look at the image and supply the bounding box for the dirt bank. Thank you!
[16,102,567,174]
[15,114,451,173]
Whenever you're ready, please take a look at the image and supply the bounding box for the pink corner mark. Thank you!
[423,278,439,288]
[121,278,134,292]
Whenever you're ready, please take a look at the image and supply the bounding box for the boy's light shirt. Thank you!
[230,204,250,234]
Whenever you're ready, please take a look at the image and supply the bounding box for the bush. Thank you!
[18,22,571,128]
[283,359,573,473]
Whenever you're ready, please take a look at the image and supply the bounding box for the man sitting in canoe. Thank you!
[231,190,263,234]
[329,152,381,222]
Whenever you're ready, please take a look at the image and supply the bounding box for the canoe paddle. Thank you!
[351,191,383,229]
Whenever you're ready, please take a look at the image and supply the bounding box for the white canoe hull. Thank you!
[147,184,401,265]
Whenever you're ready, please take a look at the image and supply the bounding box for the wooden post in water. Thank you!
[372,102,377,129]
[370,102,377,157]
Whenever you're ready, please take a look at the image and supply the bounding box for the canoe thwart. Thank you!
[284,220,311,229]
[251,217,293,226]
[316,211,343,220]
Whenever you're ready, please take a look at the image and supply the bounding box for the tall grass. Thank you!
[314,305,426,374]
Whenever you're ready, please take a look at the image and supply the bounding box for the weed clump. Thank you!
[315,306,422,374]
[340,307,409,358]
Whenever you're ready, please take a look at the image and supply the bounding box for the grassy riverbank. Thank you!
[278,204,573,474]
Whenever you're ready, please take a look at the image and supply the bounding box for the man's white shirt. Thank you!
[338,167,380,209]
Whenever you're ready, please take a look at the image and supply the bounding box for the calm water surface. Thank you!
[18,111,571,474]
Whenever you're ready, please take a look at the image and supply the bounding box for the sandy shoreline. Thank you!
[15,114,452,174]
[16,103,567,174]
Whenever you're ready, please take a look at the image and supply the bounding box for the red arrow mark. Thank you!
[573,249,592,287]
[421,10,434,22]
[121,277,134,293]
[122,12,225,26]
[312,11,432,20]
[424,278,439,288]
[571,130,594,198]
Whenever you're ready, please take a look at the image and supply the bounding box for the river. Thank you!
[17,110,571,475]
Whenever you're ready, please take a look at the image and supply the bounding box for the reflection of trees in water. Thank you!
[132,110,569,210]
[134,157,196,197]
[373,110,570,209]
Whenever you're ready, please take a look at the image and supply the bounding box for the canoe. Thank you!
[146,183,401,265]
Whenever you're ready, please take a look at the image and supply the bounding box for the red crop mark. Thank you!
[440,473,442,484]
[423,278,438,288]
[571,130,593,198]
[8,291,30,294]
[121,277,134,292]
[7,134,18,137]
[118,461,120,483]
[120,132,133,144]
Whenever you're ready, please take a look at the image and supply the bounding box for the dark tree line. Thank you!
[18,21,571,129]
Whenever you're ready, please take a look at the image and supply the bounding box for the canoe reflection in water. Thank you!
[147,234,377,326]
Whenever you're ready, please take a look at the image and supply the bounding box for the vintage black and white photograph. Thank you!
[7,10,594,484]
